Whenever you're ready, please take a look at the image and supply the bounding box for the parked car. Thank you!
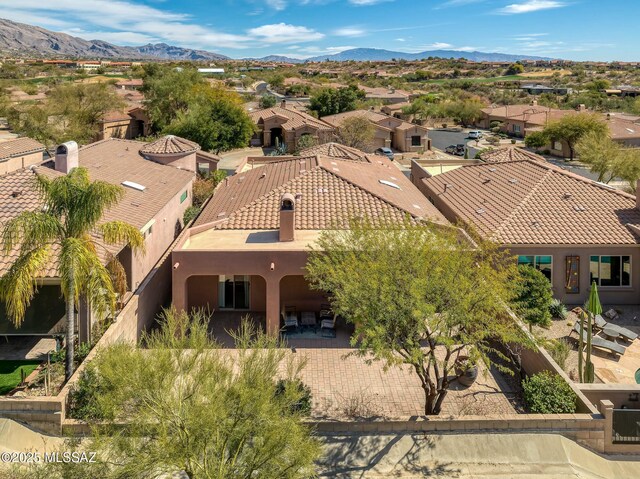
[455,144,466,156]
[444,145,457,155]
[375,147,395,161]
[468,131,483,139]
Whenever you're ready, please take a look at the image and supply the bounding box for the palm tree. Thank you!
[0,167,144,380]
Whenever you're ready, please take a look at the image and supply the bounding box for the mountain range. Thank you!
[0,18,552,63]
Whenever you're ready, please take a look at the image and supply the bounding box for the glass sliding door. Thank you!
[218,275,250,310]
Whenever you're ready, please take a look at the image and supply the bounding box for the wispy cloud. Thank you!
[247,23,325,44]
[333,26,367,37]
[497,0,567,14]
[436,0,485,8]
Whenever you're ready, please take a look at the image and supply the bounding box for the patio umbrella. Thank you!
[586,281,602,316]
[582,281,602,383]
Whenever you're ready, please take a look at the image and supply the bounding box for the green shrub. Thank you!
[523,371,577,413]
[514,265,553,330]
[183,206,201,225]
[275,379,312,415]
[67,365,110,420]
[549,298,568,319]
[548,339,571,370]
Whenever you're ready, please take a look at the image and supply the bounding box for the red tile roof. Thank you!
[250,106,333,131]
[421,160,640,245]
[0,137,46,161]
[298,142,370,161]
[194,155,447,229]
[139,135,200,156]
[480,146,546,163]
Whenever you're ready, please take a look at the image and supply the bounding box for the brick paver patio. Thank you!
[210,312,521,419]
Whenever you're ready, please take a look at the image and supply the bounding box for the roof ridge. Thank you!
[220,164,319,225]
[318,163,422,220]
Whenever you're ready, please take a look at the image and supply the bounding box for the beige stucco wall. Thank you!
[0,151,44,175]
[509,245,640,306]
[130,179,194,289]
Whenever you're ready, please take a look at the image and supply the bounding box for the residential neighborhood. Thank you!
[1,1,640,478]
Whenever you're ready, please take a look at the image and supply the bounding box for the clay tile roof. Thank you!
[0,138,195,277]
[480,146,546,164]
[250,106,333,131]
[139,135,200,156]
[0,137,46,161]
[194,155,447,229]
[298,142,370,162]
[422,159,640,245]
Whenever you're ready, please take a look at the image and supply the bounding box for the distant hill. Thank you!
[250,55,305,63]
[305,47,553,63]
[0,18,228,60]
[0,18,553,63]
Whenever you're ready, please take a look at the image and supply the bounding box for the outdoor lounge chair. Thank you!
[320,313,336,337]
[594,315,638,342]
[572,321,626,356]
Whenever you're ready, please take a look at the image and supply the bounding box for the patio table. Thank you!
[301,312,317,327]
[602,325,620,342]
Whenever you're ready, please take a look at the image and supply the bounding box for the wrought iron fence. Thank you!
[612,409,640,444]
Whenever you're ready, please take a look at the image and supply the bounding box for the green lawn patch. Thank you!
[0,360,41,395]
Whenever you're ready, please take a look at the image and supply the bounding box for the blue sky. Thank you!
[0,0,636,60]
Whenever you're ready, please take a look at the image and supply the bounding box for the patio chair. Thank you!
[572,321,626,356]
[320,314,337,338]
[281,306,298,331]
[594,315,638,342]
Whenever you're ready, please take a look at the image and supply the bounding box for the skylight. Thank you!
[122,180,146,191]
[379,179,400,189]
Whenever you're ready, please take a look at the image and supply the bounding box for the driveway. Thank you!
[428,128,488,158]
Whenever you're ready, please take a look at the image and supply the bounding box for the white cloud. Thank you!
[421,42,454,49]
[498,1,566,14]
[436,0,485,8]
[247,23,325,44]
[333,27,366,37]
[395,38,406,42]
[64,29,158,45]
[265,0,287,10]
[0,0,250,49]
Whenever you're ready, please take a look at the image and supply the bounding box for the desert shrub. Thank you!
[192,177,215,207]
[548,339,571,370]
[67,364,111,420]
[514,265,553,330]
[523,371,577,413]
[275,379,312,415]
[183,206,201,225]
[549,298,568,319]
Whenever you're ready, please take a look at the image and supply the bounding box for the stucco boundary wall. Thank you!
[0,220,192,435]
[310,412,606,452]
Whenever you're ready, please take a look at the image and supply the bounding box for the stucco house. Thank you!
[412,158,640,305]
[172,148,448,336]
[0,137,46,175]
[97,107,150,141]
[0,137,196,340]
[249,101,335,153]
[477,102,640,157]
[321,109,431,153]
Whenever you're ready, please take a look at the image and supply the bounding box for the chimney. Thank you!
[279,193,295,242]
[55,141,79,174]
[280,99,287,109]
[530,99,538,107]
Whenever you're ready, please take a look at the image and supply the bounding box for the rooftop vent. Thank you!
[563,193,572,199]
[509,178,518,184]
[379,179,400,189]
[476,208,485,215]
[260,172,266,179]
[482,179,491,185]
[122,180,146,191]
[574,205,586,212]
[489,168,497,172]
[11,191,21,198]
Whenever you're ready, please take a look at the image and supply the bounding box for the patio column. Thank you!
[265,276,280,337]
[172,268,188,313]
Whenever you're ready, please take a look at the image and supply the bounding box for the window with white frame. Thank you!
[518,255,552,282]
[590,256,631,287]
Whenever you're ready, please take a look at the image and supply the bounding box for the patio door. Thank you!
[218,275,250,310]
